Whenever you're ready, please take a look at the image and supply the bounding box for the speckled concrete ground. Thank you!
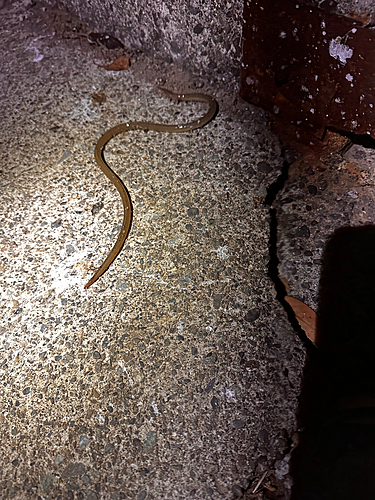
[0,2,305,499]
[275,134,375,312]
[275,133,375,499]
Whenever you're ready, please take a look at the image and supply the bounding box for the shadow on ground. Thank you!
[291,225,375,500]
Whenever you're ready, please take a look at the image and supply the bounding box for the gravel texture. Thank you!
[0,2,305,499]
[275,133,375,312]
[43,0,244,89]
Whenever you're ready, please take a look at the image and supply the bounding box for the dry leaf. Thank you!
[285,296,317,343]
[263,482,277,492]
[101,56,130,71]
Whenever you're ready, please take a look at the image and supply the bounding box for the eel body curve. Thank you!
[85,88,218,289]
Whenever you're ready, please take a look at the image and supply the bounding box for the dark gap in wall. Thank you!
[328,127,375,149]
[264,156,289,208]
[264,153,311,348]
[264,157,328,498]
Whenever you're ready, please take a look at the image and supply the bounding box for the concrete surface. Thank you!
[275,134,375,312]
[275,135,375,499]
[43,0,244,89]
[0,2,305,500]
[310,0,375,19]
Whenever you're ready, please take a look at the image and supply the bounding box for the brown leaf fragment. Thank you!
[100,55,130,71]
[285,296,317,344]
[263,482,277,492]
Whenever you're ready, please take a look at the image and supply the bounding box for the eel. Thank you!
[84,88,218,289]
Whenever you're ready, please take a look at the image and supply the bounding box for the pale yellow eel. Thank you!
[85,88,218,289]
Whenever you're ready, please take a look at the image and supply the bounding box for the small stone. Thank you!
[86,491,98,500]
[205,378,216,393]
[79,435,90,450]
[115,280,128,291]
[319,179,328,191]
[23,387,31,395]
[244,308,260,323]
[295,225,310,238]
[188,5,201,14]
[62,462,86,478]
[170,41,180,54]
[51,218,62,228]
[171,464,182,470]
[137,491,147,500]
[257,161,272,173]
[133,438,142,450]
[11,459,19,466]
[193,23,204,34]
[40,474,54,493]
[143,431,157,451]
[66,244,75,256]
[91,202,103,215]
[232,484,244,498]
[257,429,269,444]
[211,396,219,410]
[203,352,217,364]
[179,273,192,285]
[233,419,246,429]
[187,207,199,217]
[213,294,222,309]
[307,185,317,195]
[275,454,291,479]
[55,454,64,465]
[57,150,72,164]
[91,388,100,399]
[348,190,358,199]
[7,486,20,498]
[104,443,115,454]
[245,165,255,177]
[140,468,150,477]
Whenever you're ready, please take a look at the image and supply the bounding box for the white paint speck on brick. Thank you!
[329,38,353,64]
